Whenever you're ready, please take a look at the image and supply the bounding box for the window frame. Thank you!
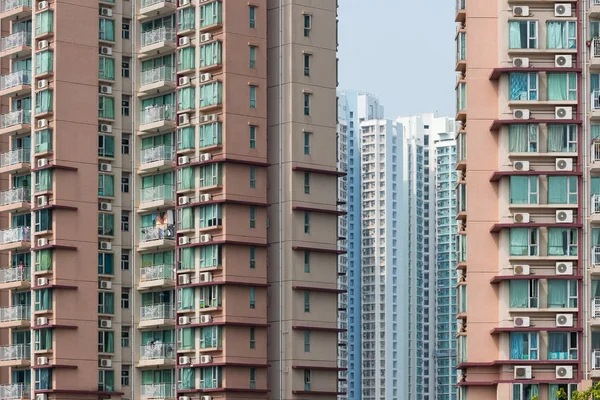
[508,20,538,49]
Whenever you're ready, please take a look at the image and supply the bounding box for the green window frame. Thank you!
[178,87,195,111]
[36,11,54,36]
[98,252,114,275]
[35,90,53,115]
[35,129,52,154]
[250,368,256,389]
[99,56,115,80]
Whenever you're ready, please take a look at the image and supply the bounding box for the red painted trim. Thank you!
[489,67,582,80]
[292,365,347,371]
[32,284,78,290]
[458,359,578,368]
[178,280,268,289]
[293,205,345,216]
[292,165,346,177]
[179,239,268,249]
[35,389,124,395]
[292,285,345,294]
[31,204,78,212]
[184,362,268,368]
[490,170,582,182]
[31,244,77,251]
[186,156,269,168]
[177,321,269,329]
[292,325,345,333]
[178,387,270,394]
[489,119,583,131]
[292,390,347,395]
[32,364,77,370]
[31,324,77,330]
[178,198,267,209]
[490,222,582,233]
[292,246,345,255]
[490,327,583,334]
[490,275,583,283]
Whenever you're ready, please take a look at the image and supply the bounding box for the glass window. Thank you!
[99,57,115,80]
[304,290,310,312]
[512,384,540,400]
[198,42,222,68]
[249,125,256,148]
[304,53,311,76]
[510,228,538,256]
[304,93,311,115]
[304,172,310,194]
[304,132,311,154]
[98,252,114,275]
[249,85,257,109]
[178,8,194,31]
[304,330,310,352]
[99,18,115,42]
[509,279,539,308]
[99,96,115,119]
[304,14,312,37]
[35,129,52,154]
[509,21,538,49]
[250,207,256,228]
[250,327,256,349]
[200,1,222,27]
[509,125,538,152]
[509,176,538,204]
[35,369,52,390]
[98,174,115,197]
[510,332,539,360]
[36,11,54,36]
[548,280,578,308]
[35,289,53,311]
[98,292,115,314]
[199,82,222,107]
[547,73,577,101]
[122,57,130,78]
[547,124,577,152]
[250,167,256,189]
[199,123,221,148]
[35,169,52,192]
[250,247,256,269]
[35,90,53,114]
[509,72,538,101]
[548,332,578,360]
[548,176,577,204]
[249,287,256,309]
[249,45,257,68]
[304,251,310,272]
[35,50,53,75]
[304,212,310,233]
[249,5,256,28]
[547,21,577,49]
[98,135,115,158]
[35,209,52,232]
[122,18,130,39]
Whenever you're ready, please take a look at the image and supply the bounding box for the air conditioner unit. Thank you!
[99,163,112,172]
[513,264,530,275]
[556,209,574,223]
[556,261,574,276]
[200,153,212,162]
[99,85,112,94]
[100,241,112,250]
[178,114,190,125]
[179,316,191,325]
[99,202,112,211]
[200,315,212,323]
[179,236,190,245]
[38,40,49,50]
[513,109,530,120]
[37,239,48,248]
[200,194,212,202]
[180,397,191,400]
[200,397,212,400]
[100,359,112,368]
[555,106,572,120]
[514,316,531,328]
[100,46,112,55]
[208,113,217,121]
[99,280,112,290]
[179,356,191,365]
[513,6,529,17]
[36,393,47,400]
[37,356,49,365]
[100,319,112,328]
[513,161,530,171]
[556,365,573,379]
[556,158,573,171]
[178,274,191,285]
[513,213,530,224]
[37,195,48,207]
[556,313,574,327]
[200,234,212,243]
[36,317,48,326]
[178,196,190,205]
[512,57,529,68]
[199,272,213,282]
[37,79,48,89]
[514,366,532,379]
[99,124,112,133]
[200,73,212,83]
[179,0,191,5]
[179,76,190,86]
[178,156,190,165]
[179,37,190,46]
[200,355,212,364]
[100,8,113,17]
[37,119,48,128]
[200,33,212,42]
[38,1,49,10]
[555,54,572,68]
[555,3,572,17]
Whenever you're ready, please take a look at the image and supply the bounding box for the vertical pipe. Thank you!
[278,0,285,399]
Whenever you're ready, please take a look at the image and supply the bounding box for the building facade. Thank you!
[0,1,341,400]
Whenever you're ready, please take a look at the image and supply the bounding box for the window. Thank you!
[250,207,256,228]
[509,228,539,256]
[35,328,52,351]
[249,85,257,108]
[98,95,115,119]
[304,251,310,273]
[98,213,115,236]
[249,287,256,309]
[99,18,115,41]
[509,20,538,49]
[98,370,115,392]
[509,125,538,152]
[249,45,257,68]
[35,289,53,311]
[547,21,576,49]
[98,291,115,314]
[98,135,115,158]
[249,5,256,28]
[121,173,130,193]
[304,172,310,194]
[509,332,539,360]
[122,134,130,154]
[548,227,578,257]
[304,330,310,352]
[250,167,256,189]
[35,209,52,232]
[98,253,114,275]
[35,369,52,390]
[548,176,577,204]
[547,73,577,101]
[509,279,539,308]
[304,290,310,312]
[122,18,130,39]
[304,370,311,391]
[509,176,538,204]
[121,288,130,309]
[98,331,115,353]
[121,211,130,231]
[547,124,577,152]
[304,212,310,233]
[249,125,256,148]
[304,53,311,76]
[121,326,130,347]
[121,365,130,386]
[303,14,312,37]
[121,250,130,270]
[122,95,130,116]
[512,384,540,400]
[250,247,256,269]
[35,90,53,115]
[250,327,256,349]
[304,131,311,154]
[35,129,52,154]
[99,57,115,81]
[36,50,53,75]
[122,57,130,78]
[36,10,54,36]
[509,72,538,101]
[250,368,256,389]
[547,280,578,308]
[303,93,311,115]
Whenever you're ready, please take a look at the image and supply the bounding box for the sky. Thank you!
[338,0,456,119]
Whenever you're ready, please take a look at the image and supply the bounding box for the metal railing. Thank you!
[0,148,29,168]
[0,305,29,323]
[140,303,174,321]
[593,89,600,111]
[141,27,175,48]
[593,247,600,266]
[0,188,29,206]
[593,0,600,6]
[594,298,600,318]
[0,384,29,399]
[0,344,29,361]
[0,227,29,245]
[140,145,174,165]
[0,266,28,284]
[140,104,175,126]
[0,0,31,13]
[140,342,175,360]
[140,383,175,399]
[140,264,175,282]
[140,66,175,87]
[0,31,30,52]
[593,142,600,162]
[141,184,175,203]
[141,0,174,8]
[593,350,600,370]
[0,110,29,129]
[140,226,174,242]
[0,70,29,91]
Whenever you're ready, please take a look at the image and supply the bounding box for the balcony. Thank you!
[0,305,29,328]
[138,226,175,251]
[0,266,29,290]
[139,303,175,328]
[139,184,175,211]
[141,383,175,400]
[592,0,600,17]
[0,148,29,174]
[139,66,176,95]
[139,264,175,290]
[455,0,465,23]
[0,109,29,136]
[139,104,176,134]
[0,227,29,251]
[139,0,176,20]
[0,187,29,213]
[0,70,30,97]
[139,145,174,173]
[593,196,600,224]
[0,344,29,367]
[0,384,30,400]
[0,0,32,21]
[591,298,600,326]
[139,27,176,57]
[138,342,175,367]
[0,31,30,58]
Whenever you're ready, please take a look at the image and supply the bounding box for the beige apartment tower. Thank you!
[0,0,341,400]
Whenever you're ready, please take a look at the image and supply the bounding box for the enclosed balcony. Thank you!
[0,266,29,290]
[138,341,175,367]
[139,145,174,173]
[0,383,30,400]
[141,383,175,400]
[0,110,29,136]
[139,226,175,251]
[139,66,176,96]
[139,303,175,328]
[139,27,176,57]
[139,0,175,20]
[0,227,29,251]
[0,70,30,97]
[0,304,29,328]
[139,264,175,290]
[0,344,29,367]
[0,187,29,213]
[592,298,600,326]
[0,0,32,21]
[0,148,29,174]
[0,31,31,58]
[139,184,175,212]
[139,104,176,134]
[592,90,600,119]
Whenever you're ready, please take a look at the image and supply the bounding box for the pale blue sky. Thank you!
[338,0,456,118]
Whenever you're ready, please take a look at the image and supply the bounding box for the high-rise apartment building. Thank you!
[0,1,341,400]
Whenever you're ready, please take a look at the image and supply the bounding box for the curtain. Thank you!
[178,87,195,110]
[509,280,528,308]
[200,1,222,27]
[510,176,529,204]
[548,228,568,256]
[36,170,52,192]
[106,331,114,353]
[548,125,567,152]
[548,332,568,359]
[548,21,569,49]
[179,247,195,270]
[103,175,114,197]
[99,18,115,41]
[548,73,567,101]
[199,204,222,228]
[178,127,195,150]
[509,125,528,152]
[509,73,529,100]
[35,90,52,114]
[178,167,194,190]
[199,123,222,147]
[549,385,560,400]
[510,332,525,359]
[178,327,195,350]
[35,51,53,75]
[178,47,195,71]
[36,249,52,271]
[548,176,567,204]
[99,96,115,119]
[199,82,222,107]
[510,228,528,256]
[35,288,52,311]
[548,280,568,308]
[509,21,525,48]
[200,245,219,268]
[200,42,222,67]
[178,288,194,310]
[35,129,52,154]
[178,8,195,31]
[179,208,194,230]
[179,368,194,390]
[36,11,53,36]
[99,57,115,80]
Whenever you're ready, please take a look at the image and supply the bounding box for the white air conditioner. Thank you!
[513,213,530,224]
[513,161,530,171]
[208,113,217,121]
[99,163,112,172]
[513,6,529,17]
[556,158,573,171]
[36,317,48,326]
[100,85,112,94]
[200,33,212,42]
[513,264,530,275]
[200,234,212,243]
[178,274,191,285]
[513,109,530,120]
[100,8,113,17]
[180,397,191,400]
[37,356,49,365]
[555,106,572,120]
[179,37,190,46]
[179,0,191,5]
[100,241,112,250]
[100,359,112,368]
[100,319,112,328]
[200,153,212,162]
[36,393,48,400]
[555,3,572,16]
[38,1,49,10]
[514,316,531,328]
[179,196,190,205]
[200,315,212,323]
[179,77,191,87]
[38,40,49,50]
[37,195,48,207]
[99,202,112,211]
[200,355,212,364]
[200,396,212,400]
[37,119,48,128]
[179,236,190,245]
[179,356,191,365]
[178,156,190,165]
[37,158,49,168]
[556,261,574,276]
[37,239,48,248]
[178,114,190,125]
[179,316,191,325]
[512,58,529,68]
[99,124,112,133]
[555,54,573,68]
[556,365,573,379]
[100,46,113,55]
[556,313,574,327]
[514,366,532,380]
[199,272,213,282]
[37,79,48,89]
[200,73,212,83]
[200,194,212,202]
[556,209,574,223]
[99,280,112,290]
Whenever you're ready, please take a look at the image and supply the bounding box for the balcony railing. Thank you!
[141,383,175,399]
[140,303,174,321]
[0,70,29,91]
[141,184,175,203]
[0,384,29,400]
[0,148,29,168]
[593,247,600,266]
[140,342,175,360]
[0,266,28,284]
[593,298,600,318]
[0,110,29,129]
[141,27,175,48]
[0,0,31,13]
[0,305,29,323]
[0,31,30,52]
[593,0,600,6]
[140,226,174,242]
[141,145,174,165]
[141,0,174,7]
[594,195,600,215]
[593,89,600,111]
[594,350,600,370]
[0,344,29,361]
[141,264,174,282]
[0,227,29,245]
[140,104,175,126]
[0,188,29,207]
[141,66,175,87]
